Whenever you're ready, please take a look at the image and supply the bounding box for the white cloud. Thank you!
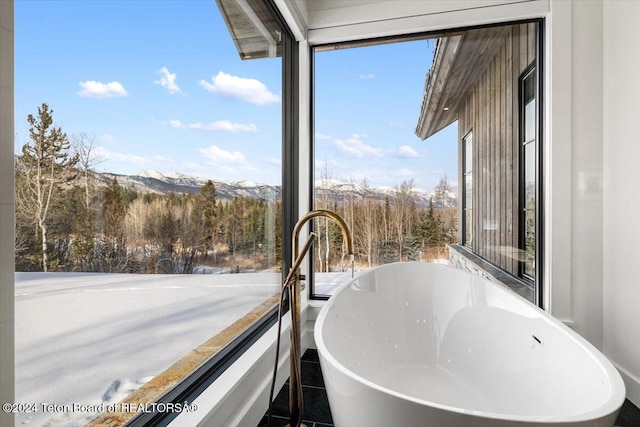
[315,133,332,141]
[334,134,384,158]
[199,71,280,105]
[198,145,250,166]
[170,119,257,133]
[155,67,182,94]
[358,73,376,79]
[93,146,155,169]
[78,81,128,99]
[396,145,421,158]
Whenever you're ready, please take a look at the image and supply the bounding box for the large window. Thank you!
[14,1,294,425]
[311,37,459,297]
[311,21,542,303]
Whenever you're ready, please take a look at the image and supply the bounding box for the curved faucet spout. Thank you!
[292,209,354,264]
[286,209,354,427]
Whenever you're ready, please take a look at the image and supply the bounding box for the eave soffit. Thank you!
[416,26,511,140]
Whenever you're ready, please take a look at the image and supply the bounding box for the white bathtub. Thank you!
[314,262,625,427]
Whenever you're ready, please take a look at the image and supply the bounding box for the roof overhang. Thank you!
[215,0,282,60]
[415,26,511,140]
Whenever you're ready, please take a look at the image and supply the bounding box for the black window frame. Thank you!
[308,19,545,309]
[518,63,537,284]
[517,18,544,310]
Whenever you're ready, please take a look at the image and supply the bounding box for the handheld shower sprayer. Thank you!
[268,210,354,427]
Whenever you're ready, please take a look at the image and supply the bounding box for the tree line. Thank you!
[15,103,456,274]
[314,177,457,273]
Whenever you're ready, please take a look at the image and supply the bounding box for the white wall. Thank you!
[603,0,640,407]
[546,0,605,347]
[549,0,640,408]
[0,0,15,424]
[568,0,605,350]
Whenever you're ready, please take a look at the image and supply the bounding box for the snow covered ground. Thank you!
[314,270,359,295]
[14,272,280,427]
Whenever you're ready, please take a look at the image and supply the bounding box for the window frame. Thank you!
[518,63,537,278]
[308,19,545,307]
[516,19,544,309]
[519,64,536,282]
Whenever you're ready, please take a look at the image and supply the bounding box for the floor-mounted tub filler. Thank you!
[314,262,625,427]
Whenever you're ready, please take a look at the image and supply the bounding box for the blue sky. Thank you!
[15,0,458,192]
[314,41,458,191]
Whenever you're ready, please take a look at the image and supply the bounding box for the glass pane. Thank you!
[465,174,473,209]
[464,133,473,173]
[525,98,536,143]
[15,1,283,425]
[314,21,539,302]
[313,38,459,296]
[524,208,536,278]
[525,141,536,207]
[524,69,536,104]
[524,150,536,280]
[465,209,473,246]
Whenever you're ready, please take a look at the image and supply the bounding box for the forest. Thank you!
[14,103,457,274]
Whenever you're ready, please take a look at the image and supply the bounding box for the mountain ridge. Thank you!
[95,169,457,209]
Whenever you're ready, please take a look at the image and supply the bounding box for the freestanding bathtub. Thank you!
[314,262,625,427]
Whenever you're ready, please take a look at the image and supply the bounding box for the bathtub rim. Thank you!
[314,261,626,424]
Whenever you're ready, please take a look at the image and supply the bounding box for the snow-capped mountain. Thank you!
[96,169,281,201]
[314,179,457,209]
[95,169,456,208]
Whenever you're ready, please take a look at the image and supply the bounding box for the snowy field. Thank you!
[314,271,358,295]
[15,272,280,427]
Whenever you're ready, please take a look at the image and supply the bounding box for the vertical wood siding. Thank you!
[458,23,536,276]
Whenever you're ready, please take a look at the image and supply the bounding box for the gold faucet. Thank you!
[284,209,354,427]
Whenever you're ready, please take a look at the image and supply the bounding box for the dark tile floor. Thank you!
[259,349,333,427]
[260,349,640,427]
[616,399,640,427]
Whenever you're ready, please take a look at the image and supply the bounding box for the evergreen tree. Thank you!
[52,185,95,270]
[194,180,218,254]
[16,103,78,272]
[99,178,138,272]
[103,178,128,238]
[417,198,443,248]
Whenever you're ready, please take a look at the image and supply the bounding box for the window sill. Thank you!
[448,244,535,302]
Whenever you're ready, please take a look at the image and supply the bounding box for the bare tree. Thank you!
[392,179,416,261]
[315,160,334,272]
[433,175,452,208]
[71,132,104,210]
[355,178,379,267]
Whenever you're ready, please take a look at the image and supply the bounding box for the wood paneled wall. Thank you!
[457,23,537,276]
